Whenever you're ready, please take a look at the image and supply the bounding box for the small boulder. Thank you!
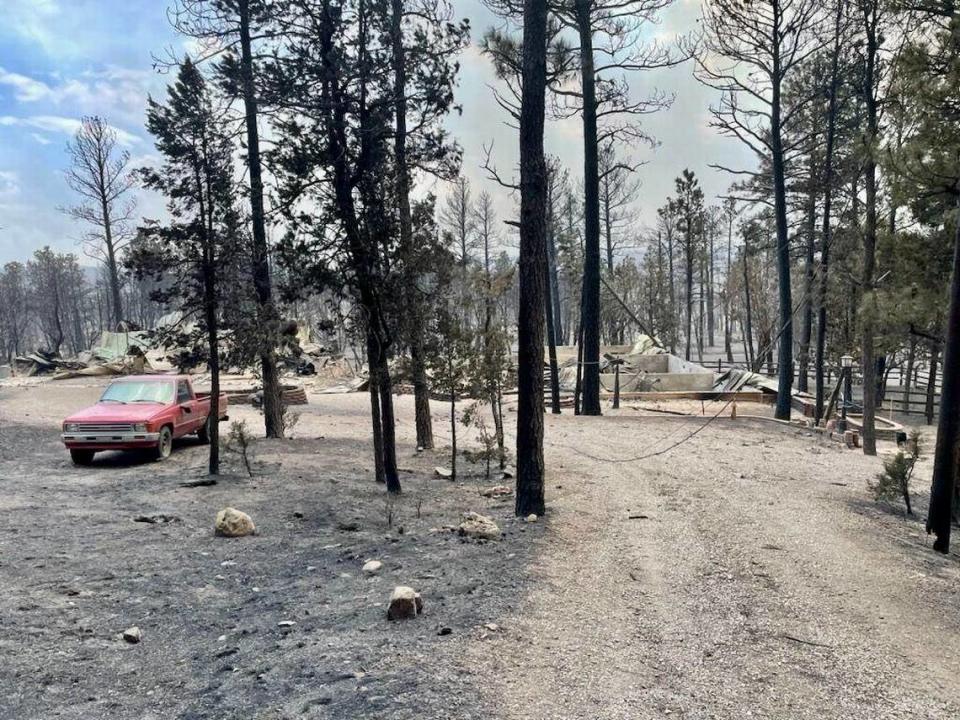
[481,485,512,498]
[122,626,142,644]
[525,514,538,523]
[362,560,383,575]
[387,586,423,620]
[434,466,453,479]
[215,507,255,537]
[458,512,501,540]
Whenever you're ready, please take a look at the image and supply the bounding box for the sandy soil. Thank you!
[0,380,958,719]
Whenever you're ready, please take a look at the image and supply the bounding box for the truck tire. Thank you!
[70,449,95,466]
[154,426,173,461]
[197,414,212,445]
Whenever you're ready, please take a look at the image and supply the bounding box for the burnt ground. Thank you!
[1,380,959,720]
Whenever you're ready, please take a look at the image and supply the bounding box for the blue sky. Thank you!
[0,0,751,266]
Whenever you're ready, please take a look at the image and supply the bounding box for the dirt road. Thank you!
[471,412,960,720]
[1,382,958,719]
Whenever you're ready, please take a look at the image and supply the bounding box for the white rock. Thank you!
[458,512,501,540]
[434,466,453,479]
[215,507,255,537]
[387,586,423,620]
[480,485,512,498]
[525,514,538,523]
[122,626,142,644]
[362,560,383,575]
[277,620,297,627]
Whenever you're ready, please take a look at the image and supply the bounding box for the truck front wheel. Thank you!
[154,426,173,461]
[70,449,95,466]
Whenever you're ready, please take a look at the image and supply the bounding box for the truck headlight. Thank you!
[64,423,79,432]
[133,423,147,432]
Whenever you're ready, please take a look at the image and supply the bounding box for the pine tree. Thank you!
[130,58,242,475]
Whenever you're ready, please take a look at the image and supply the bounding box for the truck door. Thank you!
[174,380,197,436]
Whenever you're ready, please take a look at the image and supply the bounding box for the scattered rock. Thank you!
[133,514,179,524]
[387,586,423,620]
[434,466,453,479]
[437,626,453,636]
[484,623,500,632]
[277,620,297,627]
[481,485,512,498]
[458,512,501,540]
[215,507,255,537]
[524,514,538,523]
[337,521,360,532]
[122,626,142,644]
[362,560,383,575]
[502,466,515,479]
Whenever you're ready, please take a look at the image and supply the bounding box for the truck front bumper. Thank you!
[62,431,161,450]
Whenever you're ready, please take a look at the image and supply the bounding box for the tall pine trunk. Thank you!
[798,182,816,393]
[815,1,842,423]
[926,195,960,553]
[238,0,283,439]
[770,50,793,419]
[390,0,433,449]
[576,0,601,416]
[515,0,548,517]
[859,4,880,455]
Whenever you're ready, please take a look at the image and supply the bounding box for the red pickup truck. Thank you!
[61,375,228,465]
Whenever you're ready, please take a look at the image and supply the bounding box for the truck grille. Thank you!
[74,423,134,433]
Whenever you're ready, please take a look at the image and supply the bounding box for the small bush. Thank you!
[869,431,921,515]
[225,419,256,477]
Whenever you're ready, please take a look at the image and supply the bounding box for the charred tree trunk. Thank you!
[203,254,220,476]
[685,240,694,361]
[926,196,960,553]
[771,50,793,420]
[238,0,283,439]
[449,372,457,482]
[390,0,433,450]
[743,240,756,372]
[707,227,715,348]
[667,229,676,354]
[926,342,940,426]
[814,6,840,421]
[547,219,564,342]
[724,218,734,362]
[515,0,548,517]
[545,253,562,414]
[903,337,915,412]
[367,332,386,484]
[859,3,880,455]
[576,0,601,416]
[101,200,124,328]
[798,183,816,393]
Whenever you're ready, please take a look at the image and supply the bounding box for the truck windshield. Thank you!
[101,381,175,405]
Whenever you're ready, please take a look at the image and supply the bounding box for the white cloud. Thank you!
[0,115,140,145]
[0,170,21,199]
[0,65,155,128]
[0,67,52,102]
